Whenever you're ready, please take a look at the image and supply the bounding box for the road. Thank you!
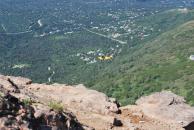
[0,30,32,35]
[83,28,127,45]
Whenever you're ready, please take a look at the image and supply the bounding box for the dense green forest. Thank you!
[1,0,194,105]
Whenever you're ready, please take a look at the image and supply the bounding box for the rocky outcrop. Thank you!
[26,83,120,115]
[0,75,121,130]
[136,91,194,130]
[0,93,90,130]
[1,74,194,130]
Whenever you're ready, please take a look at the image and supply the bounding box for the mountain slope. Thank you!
[1,0,194,107]
[89,20,194,105]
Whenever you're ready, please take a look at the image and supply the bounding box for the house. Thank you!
[189,55,194,61]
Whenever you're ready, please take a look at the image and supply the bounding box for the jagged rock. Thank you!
[184,121,194,130]
[113,118,123,126]
[0,75,31,93]
[136,91,194,129]
[0,93,89,130]
[6,76,32,86]
[0,75,15,92]
[0,93,31,129]
[2,74,194,130]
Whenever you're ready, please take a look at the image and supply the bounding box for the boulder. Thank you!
[0,75,31,93]
[136,91,194,129]
[0,93,90,130]
[7,76,32,86]
[26,83,120,115]
[0,75,14,92]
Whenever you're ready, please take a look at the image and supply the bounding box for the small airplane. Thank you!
[97,55,113,61]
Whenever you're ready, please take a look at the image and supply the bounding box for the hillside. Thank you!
[2,0,194,129]
[89,19,194,105]
[0,0,194,83]
[0,74,194,130]
[1,0,194,107]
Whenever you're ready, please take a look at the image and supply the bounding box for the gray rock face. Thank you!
[136,91,194,129]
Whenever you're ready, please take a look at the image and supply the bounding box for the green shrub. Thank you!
[48,101,64,112]
[22,98,32,106]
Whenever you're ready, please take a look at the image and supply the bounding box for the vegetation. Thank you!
[0,93,3,97]
[1,0,194,106]
[88,20,194,105]
[22,98,32,106]
[48,101,64,112]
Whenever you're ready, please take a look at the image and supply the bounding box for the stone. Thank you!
[6,76,32,86]
[26,83,120,115]
[136,91,194,129]
[1,74,194,130]
[113,118,123,126]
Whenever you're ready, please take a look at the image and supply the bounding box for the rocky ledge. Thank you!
[0,74,194,130]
